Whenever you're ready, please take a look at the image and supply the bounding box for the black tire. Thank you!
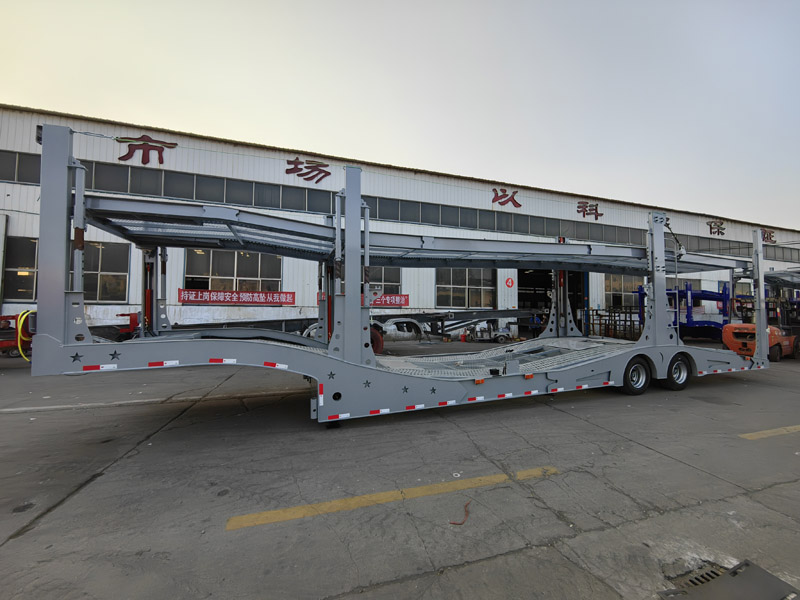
[622,357,651,395]
[769,345,781,363]
[791,339,800,359]
[663,354,691,391]
[495,334,509,344]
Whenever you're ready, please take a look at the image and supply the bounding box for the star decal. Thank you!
[363,380,371,388]
[109,351,121,361]
[70,353,83,363]
[402,386,409,394]
[327,371,336,380]
[430,387,437,394]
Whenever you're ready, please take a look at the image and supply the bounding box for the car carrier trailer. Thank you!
[28,125,769,423]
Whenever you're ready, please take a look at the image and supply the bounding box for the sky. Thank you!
[2,0,799,228]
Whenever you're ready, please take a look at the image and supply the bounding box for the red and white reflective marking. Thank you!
[327,413,350,421]
[524,390,539,396]
[756,365,764,369]
[575,384,590,390]
[438,400,456,407]
[263,361,288,369]
[726,367,748,372]
[369,408,391,415]
[148,360,179,368]
[602,381,615,386]
[209,358,236,364]
[467,396,484,402]
[318,384,324,406]
[497,392,513,399]
[405,404,425,411]
[82,364,117,371]
[550,387,565,393]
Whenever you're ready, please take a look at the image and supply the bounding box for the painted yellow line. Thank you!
[226,466,559,531]
[740,424,800,440]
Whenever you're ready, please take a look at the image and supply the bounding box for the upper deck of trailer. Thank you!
[83,192,750,275]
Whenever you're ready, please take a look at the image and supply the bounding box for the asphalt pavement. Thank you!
[1,340,799,599]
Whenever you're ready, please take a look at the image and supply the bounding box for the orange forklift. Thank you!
[723,273,800,362]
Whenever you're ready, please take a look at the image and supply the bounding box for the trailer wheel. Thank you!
[769,345,781,362]
[663,354,690,391]
[622,357,650,395]
[791,339,800,359]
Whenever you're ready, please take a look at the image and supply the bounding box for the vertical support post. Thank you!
[33,125,92,376]
[327,167,376,365]
[752,229,768,364]
[142,248,156,335]
[72,163,86,292]
[539,268,582,338]
[316,261,330,343]
[636,212,678,348]
[154,246,172,332]
[34,125,73,348]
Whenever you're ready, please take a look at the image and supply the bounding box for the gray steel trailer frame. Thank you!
[31,125,769,423]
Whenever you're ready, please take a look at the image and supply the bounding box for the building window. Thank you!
[604,274,644,308]
[71,241,131,302]
[184,249,282,292]
[130,167,162,196]
[2,237,38,301]
[17,153,41,184]
[94,163,128,192]
[367,266,401,295]
[436,268,495,309]
[0,150,16,181]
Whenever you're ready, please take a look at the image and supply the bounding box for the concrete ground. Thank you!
[1,339,799,599]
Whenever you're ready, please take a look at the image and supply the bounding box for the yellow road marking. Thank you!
[740,424,800,440]
[226,466,559,531]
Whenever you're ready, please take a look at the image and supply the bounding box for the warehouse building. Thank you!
[1,104,799,332]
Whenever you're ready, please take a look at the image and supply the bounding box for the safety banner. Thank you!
[178,289,295,305]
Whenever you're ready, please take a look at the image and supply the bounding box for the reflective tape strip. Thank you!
[148,360,179,368]
[474,378,485,384]
[524,374,534,380]
[576,385,589,390]
[438,400,456,407]
[757,365,764,369]
[550,387,565,393]
[209,358,236,364]
[524,390,539,396]
[369,408,390,415]
[405,404,424,411]
[318,384,324,406]
[698,371,706,375]
[83,364,117,371]
[327,413,350,421]
[497,393,513,399]
[712,370,720,373]
[263,362,288,369]
[602,381,615,386]
[467,396,484,402]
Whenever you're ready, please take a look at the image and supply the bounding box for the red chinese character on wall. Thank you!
[116,135,178,165]
[761,229,776,244]
[577,200,603,220]
[707,220,726,236]
[491,188,521,208]
[286,157,331,184]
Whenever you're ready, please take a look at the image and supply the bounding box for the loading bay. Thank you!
[1,342,798,599]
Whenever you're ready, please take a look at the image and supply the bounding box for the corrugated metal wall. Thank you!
[2,105,798,324]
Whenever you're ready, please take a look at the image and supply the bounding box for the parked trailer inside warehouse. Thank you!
[29,125,770,423]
